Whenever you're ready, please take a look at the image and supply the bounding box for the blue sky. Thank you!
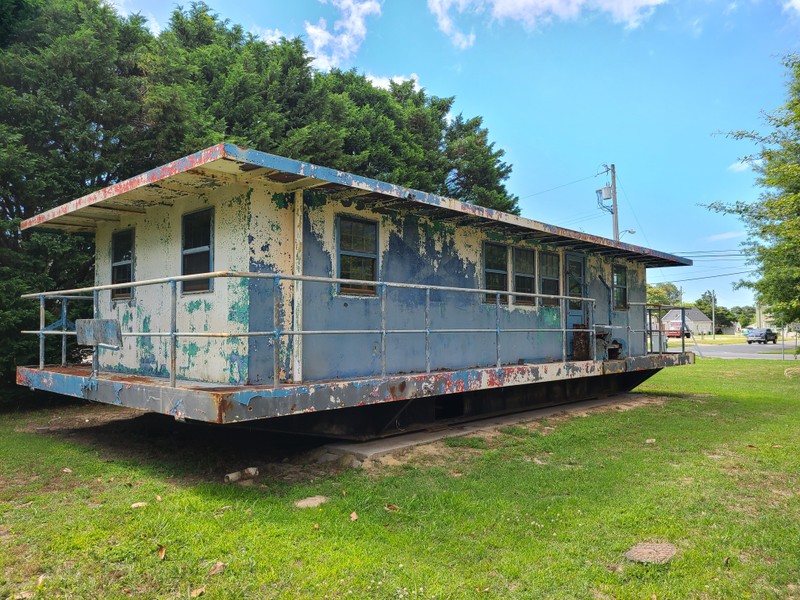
[112,0,800,308]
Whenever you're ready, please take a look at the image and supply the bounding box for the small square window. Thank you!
[484,242,508,303]
[539,252,560,306]
[514,248,535,305]
[613,264,628,309]
[111,229,134,300]
[338,216,378,295]
[182,209,213,293]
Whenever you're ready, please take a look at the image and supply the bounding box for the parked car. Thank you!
[746,328,778,344]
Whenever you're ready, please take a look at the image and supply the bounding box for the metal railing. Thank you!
[24,270,610,388]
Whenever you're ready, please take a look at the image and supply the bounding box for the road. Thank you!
[689,341,800,361]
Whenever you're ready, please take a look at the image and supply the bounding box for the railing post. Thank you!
[169,280,177,388]
[681,306,687,353]
[560,297,567,362]
[61,298,68,366]
[425,288,431,374]
[273,276,281,388]
[584,300,597,362]
[626,309,631,356]
[38,296,45,370]
[380,283,387,378]
[495,292,501,368]
[91,290,99,377]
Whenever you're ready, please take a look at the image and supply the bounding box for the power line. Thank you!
[662,270,756,283]
[520,171,603,199]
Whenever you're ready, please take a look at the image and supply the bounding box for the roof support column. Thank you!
[292,189,303,383]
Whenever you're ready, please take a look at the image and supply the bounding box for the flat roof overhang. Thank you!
[20,143,692,269]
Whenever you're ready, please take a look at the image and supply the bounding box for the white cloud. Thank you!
[105,0,161,35]
[705,231,745,242]
[305,0,382,71]
[784,0,800,15]
[367,72,421,90]
[427,0,667,48]
[727,160,749,173]
[143,12,162,35]
[428,0,477,48]
[251,25,287,44]
[727,158,763,172]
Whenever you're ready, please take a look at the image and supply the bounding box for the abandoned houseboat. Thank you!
[17,144,693,437]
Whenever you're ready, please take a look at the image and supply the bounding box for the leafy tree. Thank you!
[646,282,681,306]
[709,55,800,324]
[730,305,755,328]
[695,291,734,330]
[444,114,519,214]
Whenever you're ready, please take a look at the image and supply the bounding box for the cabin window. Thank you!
[612,264,628,309]
[182,208,213,293]
[111,228,134,300]
[513,248,535,305]
[484,242,508,303]
[338,216,378,295]
[539,252,560,306]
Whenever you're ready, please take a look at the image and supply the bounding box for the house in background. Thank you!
[660,307,713,336]
[17,144,694,437]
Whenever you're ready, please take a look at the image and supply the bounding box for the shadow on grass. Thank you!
[0,387,84,415]
[20,399,333,486]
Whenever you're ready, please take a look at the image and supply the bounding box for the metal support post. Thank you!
[61,298,68,366]
[380,283,387,378]
[169,280,177,388]
[92,290,99,376]
[495,293,501,368]
[39,296,45,370]
[273,277,281,388]
[425,288,431,373]
[560,298,567,362]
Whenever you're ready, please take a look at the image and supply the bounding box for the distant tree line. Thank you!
[0,0,519,388]
[646,284,755,330]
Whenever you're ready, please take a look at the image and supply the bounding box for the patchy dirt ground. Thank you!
[11,393,680,486]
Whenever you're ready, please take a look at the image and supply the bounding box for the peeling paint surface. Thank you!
[16,352,693,424]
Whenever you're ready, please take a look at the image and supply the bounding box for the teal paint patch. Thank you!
[227,280,249,325]
[541,307,561,327]
[272,192,291,209]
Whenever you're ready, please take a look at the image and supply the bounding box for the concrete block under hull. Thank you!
[17,353,693,427]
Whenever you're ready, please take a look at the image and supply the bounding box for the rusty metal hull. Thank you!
[16,353,693,426]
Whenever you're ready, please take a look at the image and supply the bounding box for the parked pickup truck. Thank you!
[745,328,778,344]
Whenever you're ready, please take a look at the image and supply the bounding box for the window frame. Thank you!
[513,247,536,305]
[337,214,379,296]
[612,264,628,310]
[111,228,134,301]
[538,251,561,307]
[483,242,509,304]
[181,207,214,295]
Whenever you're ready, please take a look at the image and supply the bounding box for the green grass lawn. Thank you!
[1,359,799,599]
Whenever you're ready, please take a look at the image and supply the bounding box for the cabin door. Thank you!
[564,253,587,359]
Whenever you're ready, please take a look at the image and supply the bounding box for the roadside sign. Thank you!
[790,323,800,332]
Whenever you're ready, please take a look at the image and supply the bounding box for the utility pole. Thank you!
[596,163,620,241]
[610,163,619,241]
[711,289,716,340]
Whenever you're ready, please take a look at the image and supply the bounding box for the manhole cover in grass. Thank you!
[624,542,677,564]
